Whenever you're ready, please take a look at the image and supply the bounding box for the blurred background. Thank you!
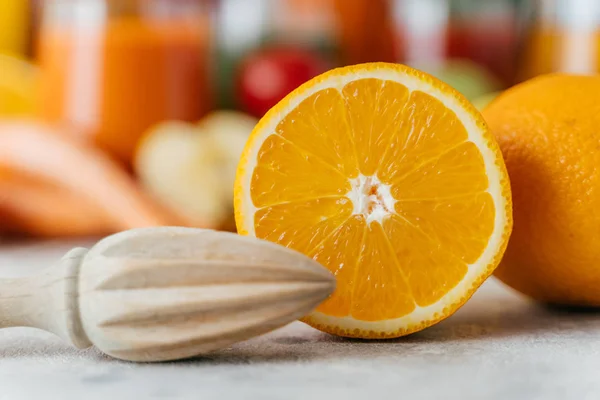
[0,0,597,238]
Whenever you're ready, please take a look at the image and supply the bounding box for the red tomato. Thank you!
[236,47,329,117]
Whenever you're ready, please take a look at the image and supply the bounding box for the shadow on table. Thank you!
[0,330,110,361]
[190,282,600,365]
[3,282,600,365]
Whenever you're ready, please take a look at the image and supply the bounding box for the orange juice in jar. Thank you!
[38,0,214,164]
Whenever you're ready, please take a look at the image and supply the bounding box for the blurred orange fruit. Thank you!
[235,63,512,338]
[484,74,600,306]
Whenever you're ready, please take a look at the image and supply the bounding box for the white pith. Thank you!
[347,174,395,224]
[237,66,509,334]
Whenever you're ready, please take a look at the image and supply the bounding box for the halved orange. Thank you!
[234,63,512,338]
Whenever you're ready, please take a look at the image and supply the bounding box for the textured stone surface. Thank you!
[1,239,600,399]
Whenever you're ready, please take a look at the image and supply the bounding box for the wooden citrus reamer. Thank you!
[0,227,335,362]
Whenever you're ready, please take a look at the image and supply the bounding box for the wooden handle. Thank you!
[0,248,92,349]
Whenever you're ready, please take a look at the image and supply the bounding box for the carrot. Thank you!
[0,171,114,236]
[0,120,176,231]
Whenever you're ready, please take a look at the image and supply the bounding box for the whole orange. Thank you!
[483,74,600,306]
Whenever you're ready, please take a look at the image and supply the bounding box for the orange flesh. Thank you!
[251,78,494,321]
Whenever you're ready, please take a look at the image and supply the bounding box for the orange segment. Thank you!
[383,216,468,307]
[255,196,352,254]
[276,89,359,178]
[391,141,489,201]
[235,63,512,339]
[250,134,350,207]
[378,91,468,185]
[396,193,495,264]
[309,215,366,317]
[342,79,410,176]
[351,221,415,321]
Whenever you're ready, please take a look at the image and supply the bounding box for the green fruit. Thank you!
[472,91,501,111]
[420,59,501,102]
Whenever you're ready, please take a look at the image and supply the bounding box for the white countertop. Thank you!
[1,239,600,399]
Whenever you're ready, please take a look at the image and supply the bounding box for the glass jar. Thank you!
[517,0,600,81]
[334,0,396,65]
[386,0,521,87]
[38,0,214,164]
